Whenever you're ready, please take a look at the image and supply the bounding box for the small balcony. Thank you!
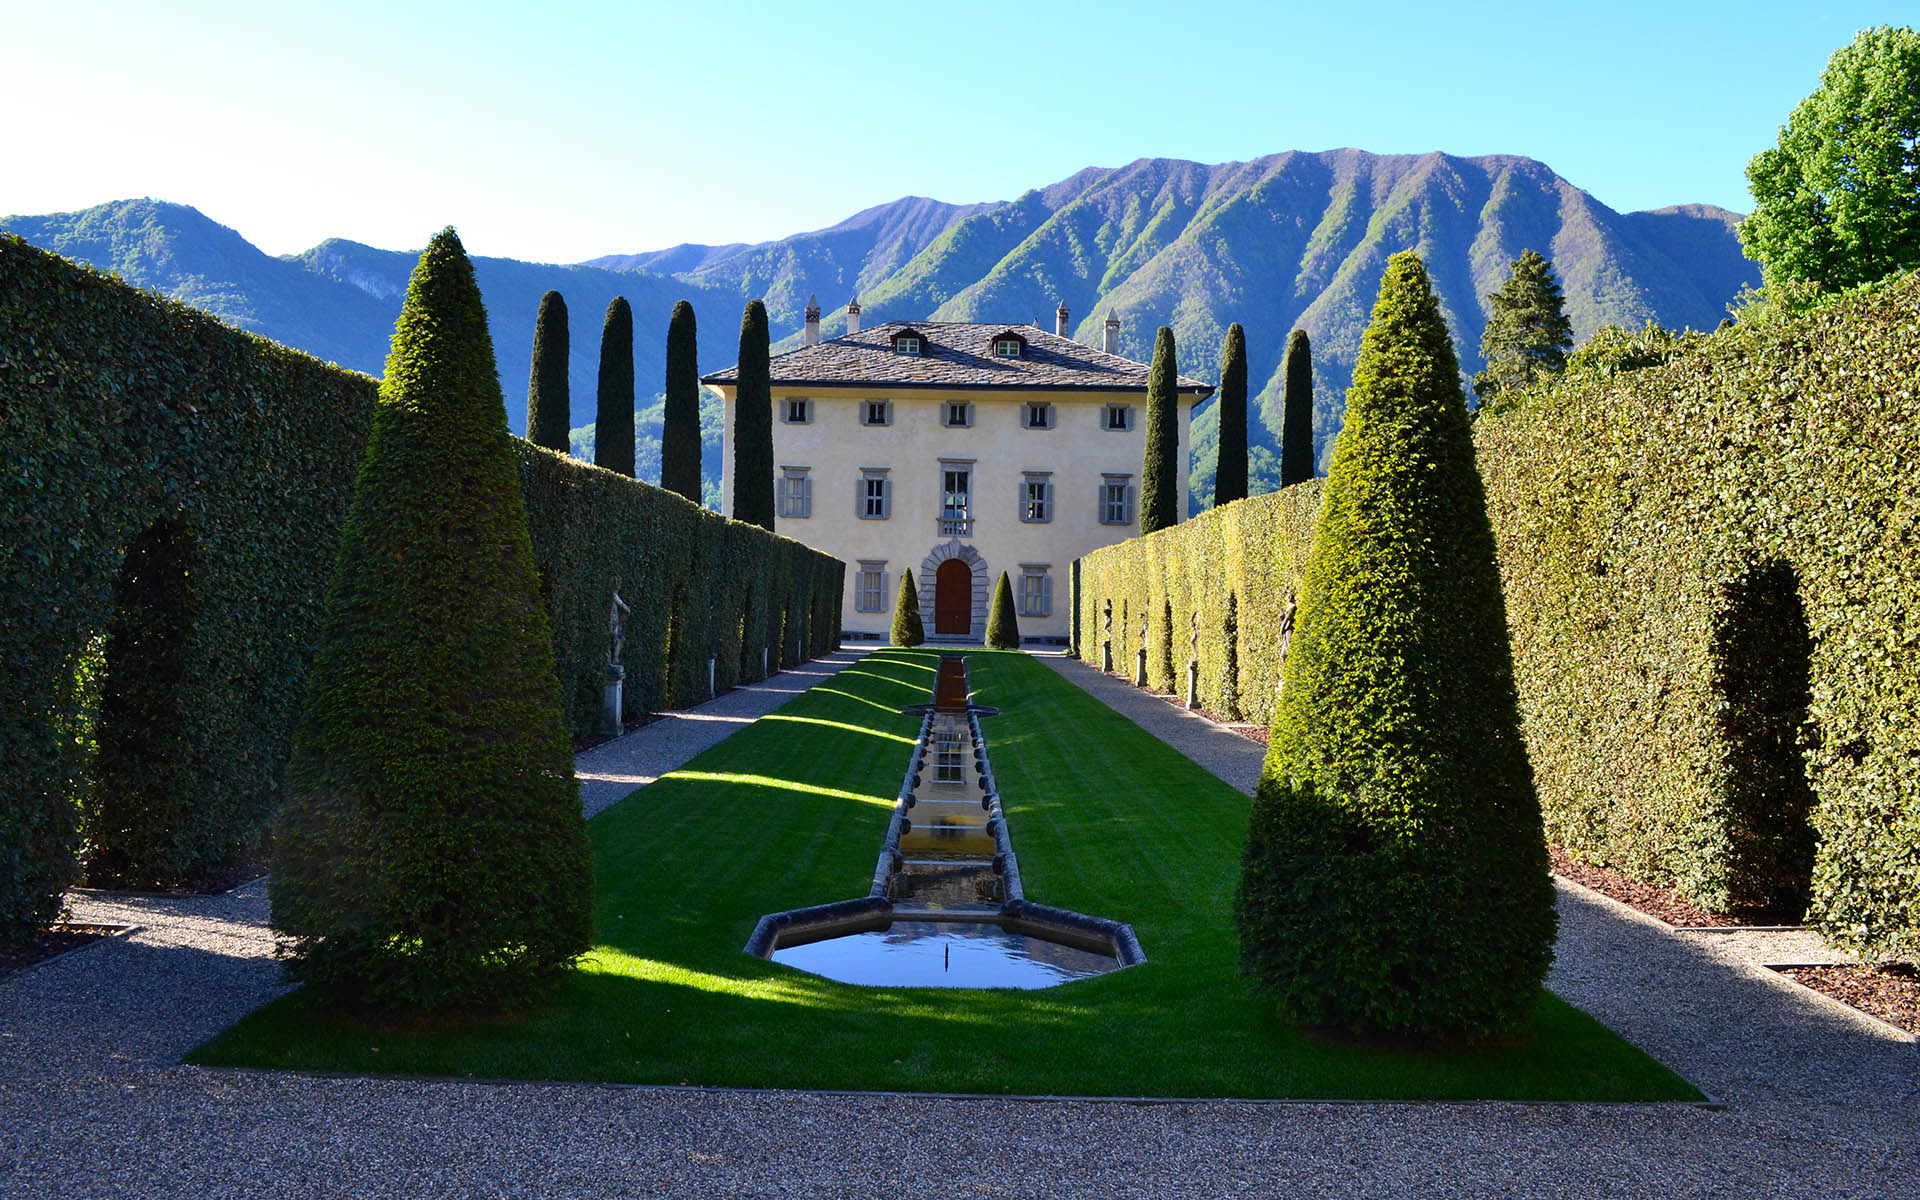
[938,515,974,538]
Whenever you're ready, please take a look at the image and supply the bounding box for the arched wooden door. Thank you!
[934,559,973,635]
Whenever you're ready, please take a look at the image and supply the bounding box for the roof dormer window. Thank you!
[993,336,1024,358]
[891,329,924,355]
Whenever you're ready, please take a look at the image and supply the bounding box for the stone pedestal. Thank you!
[1186,660,1199,709]
[708,655,717,699]
[1101,641,1113,673]
[1135,649,1148,687]
[603,666,625,737]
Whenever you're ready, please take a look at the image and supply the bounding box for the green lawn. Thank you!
[191,649,1700,1100]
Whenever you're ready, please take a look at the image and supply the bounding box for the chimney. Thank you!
[803,293,821,346]
[1103,308,1120,354]
[1055,301,1070,337]
[846,296,861,335]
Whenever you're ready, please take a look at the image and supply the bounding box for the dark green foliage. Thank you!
[1158,598,1175,685]
[986,572,1020,649]
[1221,591,1241,721]
[1278,329,1315,486]
[0,235,375,948]
[732,300,774,530]
[1140,326,1180,535]
[272,229,593,1012]
[1214,324,1248,506]
[527,290,571,452]
[1234,252,1555,1039]
[891,570,925,648]
[1472,251,1573,405]
[86,516,197,887]
[519,443,841,730]
[1477,271,1920,958]
[661,300,702,502]
[1739,26,1920,291]
[594,297,635,477]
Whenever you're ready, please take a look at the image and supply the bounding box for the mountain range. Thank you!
[3,150,1758,506]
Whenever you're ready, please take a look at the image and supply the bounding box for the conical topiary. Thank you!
[986,571,1020,649]
[1140,326,1180,534]
[1214,323,1248,506]
[890,570,924,647]
[272,228,593,1013]
[1279,329,1315,486]
[732,299,774,530]
[527,290,570,451]
[1234,251,1556,1041]
[660,300,702,502]
[594,296,635,477]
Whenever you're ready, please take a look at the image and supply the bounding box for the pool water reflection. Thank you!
[771,920,1121,989]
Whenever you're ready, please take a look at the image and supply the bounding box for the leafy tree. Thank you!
[594,297,634,477]
[986,571,1020,649]
[660,300,702,502]
[732,300,774,530]
[1214,323,1248,506]
[1472,250,1573,404]
[890,570,924,647]
[1279,328,1315,486]
[272,229,593,1013]
[1234,251,1556,1041]
[527,290,570,451]
[1140,326,1180,535]
[1740,26,1920,291]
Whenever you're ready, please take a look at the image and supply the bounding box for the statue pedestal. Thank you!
[1135,649,1148,688]
[708,655,717,699]
[1101,641,1113,673]
[603,666,625,737]
[1187,660,1199,709]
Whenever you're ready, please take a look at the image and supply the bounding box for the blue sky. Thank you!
[2,1,1900,262]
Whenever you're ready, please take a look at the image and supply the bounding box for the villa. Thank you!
[703,297,1214,641]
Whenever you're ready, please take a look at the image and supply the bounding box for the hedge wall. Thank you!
[1,235,377,930]
[1478,277,1920,958]
[518,443,843,733]
[1073,481,1322,727]
[1,236,844,948]
[1078,273,1920,960]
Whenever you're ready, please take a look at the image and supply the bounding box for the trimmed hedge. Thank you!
[1075,482,1322,726]
[986,571,1019,649]
[1082,271,1920,961]
[0,236,843,950]
[1,235,377,939]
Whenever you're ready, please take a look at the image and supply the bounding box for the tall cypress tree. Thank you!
[272,229,593,1013]
[1279,329,1315,486]
[594,297,635,477]
[661,299,702,502]
[1472,250,1573,405]
[527,290,570,451]
[1234,252,1555,1040]
[1139,326,1180,535]
[732,300,774,530]
[1214,323,1248,506]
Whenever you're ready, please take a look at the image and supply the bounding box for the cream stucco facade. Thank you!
[712,383,1193,642]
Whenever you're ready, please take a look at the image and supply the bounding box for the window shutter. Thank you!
[881,477,892,519]
[1127,484,1136,525]
[1041,574,1053,616]
[1097,482,1108,522]
[1043,481,1054,522]
[776,475,790,515]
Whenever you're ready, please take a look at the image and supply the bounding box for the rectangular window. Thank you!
[1024,402,1053,429]
[1019,568,1052,618]
[944,402,971,428]
[855,562,886,613]
[784,397,811,424]
[777,469,811,518]
[994,338,1022,358]
[935,731,964,783]
[942,468,971,519]
[1104,404,1131,431]
[1100,476,1133,525]
[897,336,921,355]
[863,399,891,426]
[1020,473,1052,523]
[859,471,891,520]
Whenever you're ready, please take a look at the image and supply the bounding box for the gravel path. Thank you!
[3,646,1916,1198]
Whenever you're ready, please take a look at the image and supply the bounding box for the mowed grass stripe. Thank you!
[192,648,1699,1100]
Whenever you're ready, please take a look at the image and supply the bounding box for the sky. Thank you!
[1,1,1903,263]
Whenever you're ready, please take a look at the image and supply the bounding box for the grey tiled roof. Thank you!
[701,321,1215,396]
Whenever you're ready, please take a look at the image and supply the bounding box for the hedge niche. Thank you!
[272,229,593,1012]
[1233,252,1554,1040]
[1477,272,1920,957]
[0,235,376,943]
